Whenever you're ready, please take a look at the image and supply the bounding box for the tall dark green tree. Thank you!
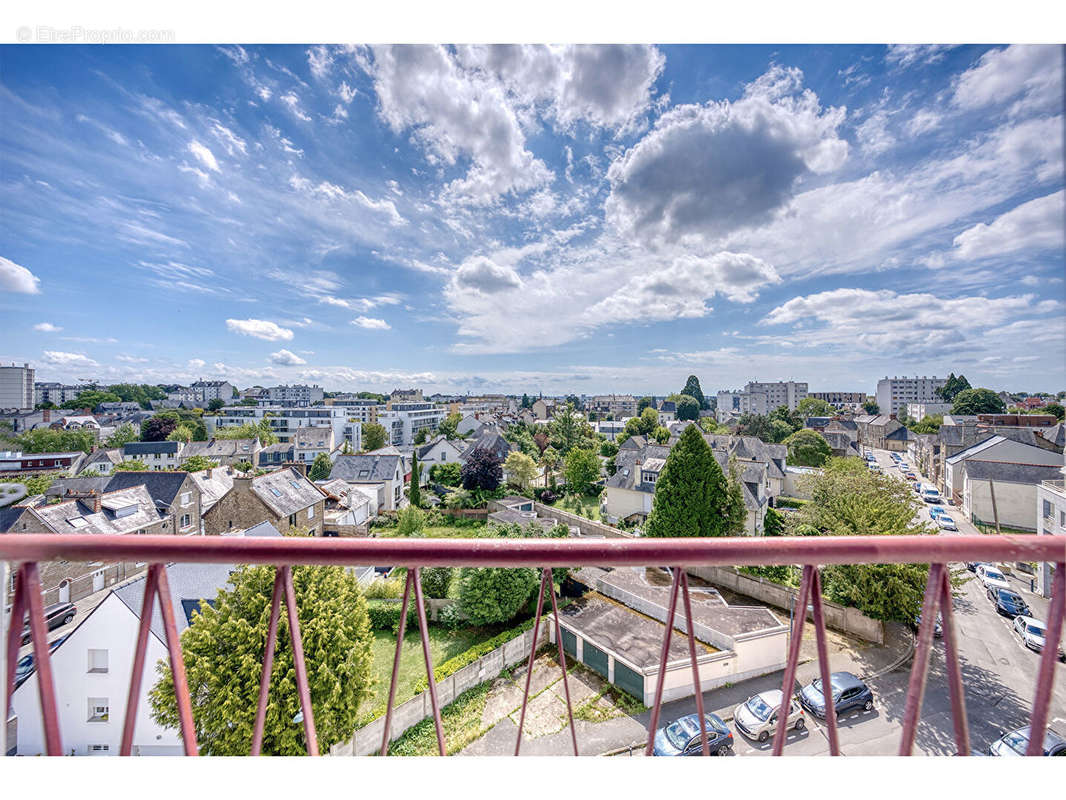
[644,424,745,538]
[734,413,774,442]
[935,373,972,402]
[682,375,707,409]
[308,452,333,481]
[361,422,387,452]
[676,394,700,421]
[951,387,1006,415]
[409,451,422,507]
[637,396,655,413]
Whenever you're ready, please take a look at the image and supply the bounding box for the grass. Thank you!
[386,679,494,756]
[570,662,646,723]
[552,492,603,522]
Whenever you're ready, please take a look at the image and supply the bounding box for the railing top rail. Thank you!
[0,533,1062,568]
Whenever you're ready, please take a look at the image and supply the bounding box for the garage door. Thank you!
[613,661,644,702]
[561,627,577,658]
[583,641,608,678]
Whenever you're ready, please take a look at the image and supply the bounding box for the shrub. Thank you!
[457,565,537,626]
[363,577,406,599]
[365,599,419,632]
[436,602,465,631]
[420,567,453,599]
[396,505,426,536]
[774,497,808,509]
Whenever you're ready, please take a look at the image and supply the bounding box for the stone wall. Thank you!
[532,502,633,539]
[687,565,884,644]
[328,623,548,756]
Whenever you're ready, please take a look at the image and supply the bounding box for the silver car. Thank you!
[732,689,805,743]
[1013,616,1048,652]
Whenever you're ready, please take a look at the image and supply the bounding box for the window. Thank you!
[1044,500,1053,518]
[88,744,110,754]
[180,514,191,530]
[88,698,109,722]
[289,513,297,527]
[180,492,192,507]
[88,649,108,674]
[307,505,315,520]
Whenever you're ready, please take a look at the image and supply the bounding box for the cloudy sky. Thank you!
[1,44,1063,395]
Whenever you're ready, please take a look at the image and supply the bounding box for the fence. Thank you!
[688,565,885,644]
[329,623,548,756]
[533,502,633,539]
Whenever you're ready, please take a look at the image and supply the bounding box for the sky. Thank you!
[1,43,1064,396]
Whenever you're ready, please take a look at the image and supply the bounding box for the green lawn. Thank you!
[551,493,603,522]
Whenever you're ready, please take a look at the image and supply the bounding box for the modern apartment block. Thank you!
[34,381,89,407]
[208,405,357,448]
[377,402,447,447]
[588,394,639,418]
[265,384,324,407]
[328,396,385,424]
[0,363,35,410]
[716,380,807,421]
[808,391,866,407]
[876,376,948,415]
[188,380,236,403]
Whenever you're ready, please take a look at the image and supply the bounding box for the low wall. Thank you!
[440,508,489,521]
[687,566,884,645]
[533,503,634,539]
[329,623,548,756]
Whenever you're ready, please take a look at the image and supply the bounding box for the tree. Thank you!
[413,427,429,445]
[676,394,700,421]
[429,462,461,486]
[520,393,532,409]
[436,412,462,440]
[207,398,226,412]
[180,455,219,472]
[769,405,803,432]
[637,396,655,413]
[652,425,671,444]
[783,429,833,467]
[104,423,139,448]
[361,422,387,452]
[763,507,786,537]
[457,563,537,626]
[461,448,503,491]
[167,424,195,443]
[698,417,722,434]
[443,488,471,509]
[682,376,707,410]
[60,389,120,410]
[233,460,253,473]
[951,388,1006,415]
[600,440,619,458]
[7,471,62,495]
[539,446,560,488]
[768,419,793,444]
[308,453,332,481]
[644,424,746,538]
[113,459,149,471]
[504,451,538,492]
[420,567,453,599]
[141,414,179,442]
[734,413,774,442]
[212,421,277,446]
[148,564,373,755]
[549,403,594,454]
[16,428,96,454]
[862,400,880,415]
[409,451,422,507]
[396,505,426,536]
[1044,402,1065,421]
[796,397,835,418]
[906,415,943,435]
[110,383,167,409]
[563,447,600,495]
[935,373,972,402]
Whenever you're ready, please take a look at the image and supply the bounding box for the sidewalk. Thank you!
[460,619,912,756]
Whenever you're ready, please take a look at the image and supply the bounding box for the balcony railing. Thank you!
[2,534,1063,757]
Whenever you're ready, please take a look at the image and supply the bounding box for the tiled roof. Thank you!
[330,453,404,482]
[251,468,325,517]
[105,471,191,507]
[32,485,162,535]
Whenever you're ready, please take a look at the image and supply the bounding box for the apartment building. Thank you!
[34,381,89,407]
[265,384,324,407]
[906,402,952,419]
[208,405,356,448]
[328,396,385,424]
[377,402,446,447]
[0,363,35,410]
[588,394,639,418]
[388,388,423,407]
[808,391,866,408]
[875,376,947,415]
[746,381,808,410]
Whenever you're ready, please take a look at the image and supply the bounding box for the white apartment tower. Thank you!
[0,363,35,410]
[744,381,809,412]
[876,376,948,415]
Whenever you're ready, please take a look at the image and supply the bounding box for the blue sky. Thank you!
[1,44,1063,395]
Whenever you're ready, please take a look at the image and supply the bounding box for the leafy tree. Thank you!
[7,471,63,495]
[763,507,786,537]
[35,401,56,410]
[906,414,943,435]
[769,419,795,444]
[212,421,277,446]
[676,394,700,421]
[504,424,539,458]
[548,403,595,454]
[862,400,880,415]
[563,447,600,495]
[113,459,149,471]
[935,373,972,402]
[504,451,538,492]
[443,488,471,509]
[520,393,532,409]
[599,440,618,458]
[429,462,461,486]
[207,398,226,412]
[409,451,422,507]
[233,460,253,473]
[396,504,426,536]
[104,423,140,448]
[637,396,655,413]
[698,417,722,434]
[456,529,538,625]
[167,424,195,443]
[461,448,503,491]
[734,413,774,442]
[796,397,835,418]
[110,383,167,409]
[682,376,707,409]
[769,405,803,432]
[141,414,179,442]
[951,387,1006,415]
[148,564,373,755]
[784,429,833,467]
[652,425,671,444]
[413,427,429,445]
[180,455,219,472]
[1044,402,1065,421]
[16,428,96,454]
[308,453,332,481]
[539,446,560,488]
[361,422,387,452]
[420,567,453,599]
[436,411,462,440]
[60,389,120,410]
[644,425,745,538]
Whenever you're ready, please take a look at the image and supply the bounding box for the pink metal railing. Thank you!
[3,533,1064,757]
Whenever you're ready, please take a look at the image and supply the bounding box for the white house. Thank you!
[1035,452,1066,597]
[415,435,464,486]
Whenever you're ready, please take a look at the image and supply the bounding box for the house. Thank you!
[95,401,143,415]
[0,450,86,476]
[79,448,123,476]
[257,442,296,469]
[315,478,378,534]
[201,467,325,536]
[854,415,909,451]
[1035,453,1066,597]
[943,435,1065,531]
[121,441,184,471]
[531,398,555,420]
[822,430,861,458]
[54,415,101,433]
[179,437,260,467]
[9,523,281,757]
[102,471,203,536]
[657,401,676,425]
[329,454,406,511]
[186,466,235,516]
[460,428,514,464]
[455,414,482,436]
[415,435,465,486]
[293,426,335,465]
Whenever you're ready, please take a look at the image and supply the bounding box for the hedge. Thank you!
[774,496,810,509]
[366,599,420,632]
[412,617,537,693]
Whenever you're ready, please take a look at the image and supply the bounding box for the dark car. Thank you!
[798,671,874,719]
[20,602,76,644]
[988,588,1030,618]
[988,726,1066,756]
[13,633,70,689]
[652,713,733,756]
[914,612,943,638]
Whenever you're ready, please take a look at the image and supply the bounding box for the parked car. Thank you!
[868,464,882,474]
[20,602,77,645]
[13,633,70,689]
[914,612,943,638]
[652,713,733,756]
[976,565,1010,592]
[988,726,1066,756]
[1013,616,1049,653]
[928,505,946,520]
[912,481,923,493]
[989,588,1030,618]
[905,473,918,482]
[966,561,986,573]
[936,515,958,531]
[922,490,943,504]
[732,690,805,743]
[798,671,874,719]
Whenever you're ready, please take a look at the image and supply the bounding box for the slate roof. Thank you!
[294,427,332,450]
[416,435,462,460]
[251,468,325,517]
[658,401,677,413]
[460,430,514,462]
[188,467,234,512]
[330,453,404,482]
[181,438,258,460]
[962,461,1064,485]
[105,471,190,508]
[123,441,181,456]
[32,485,162,534]
[45,476,113,499]
[0,505,31,532]
[82,448,123,469]
[258,443,295,465]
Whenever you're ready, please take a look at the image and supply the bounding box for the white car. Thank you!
[936,515,958,531]
[1013,616,1048,652]
[977,564,1010,592]
[732,690,805,743]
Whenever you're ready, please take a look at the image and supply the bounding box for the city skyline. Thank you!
[2,44,1064,394]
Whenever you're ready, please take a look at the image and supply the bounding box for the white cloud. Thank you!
[270,348,307,365]
[187,358,206,369]
[41,350,99,368]
[906,109,942,137]
[33,322,62,332]
[452,256,523,294]
[280,92,312,122]
[856,111,895,155]
[210,121,247,156]
[605,65,848,245]
[288,176,405,226]
[338,82,357,103]
[188,140,220,172]
[352,316,391,330]
[953,44,1063,117]
[307,45,334,79]
[885,45,958,69]
[225,318,294,341]
[951,190,1065,261]
[115,354,149,363]
[0,256,42,294]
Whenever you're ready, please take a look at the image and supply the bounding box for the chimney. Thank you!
[92,492,102,514]
[233,475,254,494]
[206,467,213,479]
[42,409,51,422]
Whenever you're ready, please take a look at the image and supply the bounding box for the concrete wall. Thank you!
[965,479,1041,532]
[533,502,633,539]
[329,623,548,756]
[601,487,651,524]
[687,566,885,645]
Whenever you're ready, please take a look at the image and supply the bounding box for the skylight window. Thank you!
[270,488,282,497]
[67,517,89,529]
